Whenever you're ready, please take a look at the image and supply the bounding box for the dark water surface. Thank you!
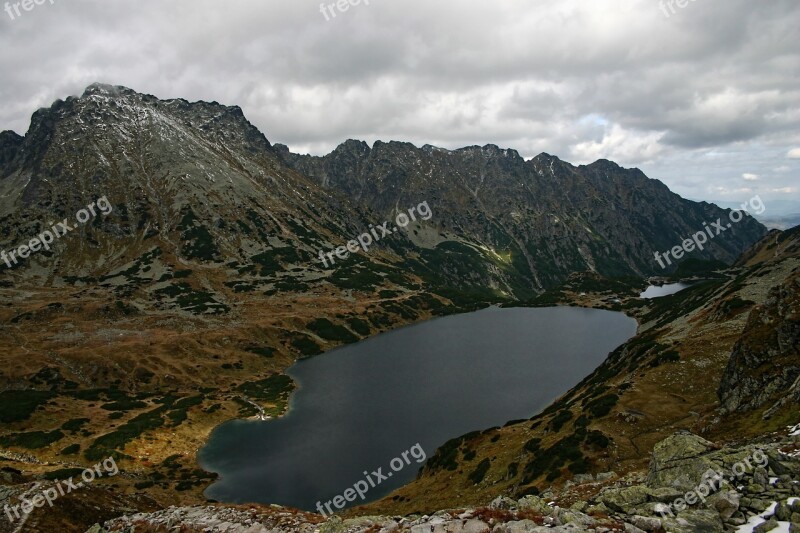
[199,306,637,511]
[640,282,693,299]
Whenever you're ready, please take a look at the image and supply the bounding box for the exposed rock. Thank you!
[598,485,649,513]
[645,432,718,491]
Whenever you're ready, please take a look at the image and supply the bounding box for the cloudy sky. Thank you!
[1,0,798,212]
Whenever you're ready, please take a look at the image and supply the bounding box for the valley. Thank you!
[0,85,795,533]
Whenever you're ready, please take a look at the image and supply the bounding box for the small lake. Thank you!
[640,282,693,299]
[198,306,637,512]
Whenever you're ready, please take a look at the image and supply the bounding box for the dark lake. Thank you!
[640,282,693,299]
[198,306,637,512]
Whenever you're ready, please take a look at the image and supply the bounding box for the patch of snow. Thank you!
[737,498,799,533]
[736,502,777,533]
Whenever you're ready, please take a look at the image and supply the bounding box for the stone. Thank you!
[754,467,770,487]
[556,509,595,529]
[628,515,663,531]
[491,520,540,532]
[490,496,517,510]
[646,432,719,492]
[754,518,780,533]
[599,485,649,513]
[623,524,646,533]
[586,502,609,515]
[663,509,724,532]
[645,486,683,502]
[569,501,588,513]
[707,490,740,521]
[517,496,551,514]
[776,501,793,521]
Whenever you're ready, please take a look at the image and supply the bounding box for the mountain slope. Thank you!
[362,225,800,516]
[277,140,767,295]
[0,83,777,531]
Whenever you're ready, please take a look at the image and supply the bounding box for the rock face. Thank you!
[87,431,800,533]
[278,140,767,294]
[645,432,720,491]
[0,83,766,298]
[718,270,800,414]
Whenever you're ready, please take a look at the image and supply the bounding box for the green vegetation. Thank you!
[346,317,371,336]
[307,318,359,344]
[0,430,64,449]
[718,296,756,317]
[550,410,573,431]
[426,431,482,473]
[649,349,681,367]
[521,429,589,484]
[290,334,323,357]
[0,390,54,423]
[60,443,81,455]
[61,418,90,432]
[179,208,220,261]
[468,458,491,484]
[672,258,728,279]
[44,468,85,480]
[101,399,148,411]
[155,282,229,314]
[236,375,294,414]
[245,345,275,358]
[85,406,168,460]
[585,394,619,418]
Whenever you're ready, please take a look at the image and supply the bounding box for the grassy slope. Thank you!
[355,230,800,516]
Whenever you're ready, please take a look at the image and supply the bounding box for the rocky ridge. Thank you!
[88,429,800,532]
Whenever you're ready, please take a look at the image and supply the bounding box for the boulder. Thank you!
[754,518,780,532]
[598,485,649,513]
[707,490,740,521]
[627,515,663,531]
[646,432,718,492]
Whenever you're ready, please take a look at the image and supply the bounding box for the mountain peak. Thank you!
[82,82,136,99]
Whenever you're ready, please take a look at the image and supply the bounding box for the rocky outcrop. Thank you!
[88,430,800,533]
[277,138,767,292]
[718,273,800,414]
[2,84,766,297]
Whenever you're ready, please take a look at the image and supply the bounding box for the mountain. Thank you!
[277,140,767,296]
[360,225,800,518]
[0,84,779,532]
[1,84,766,301]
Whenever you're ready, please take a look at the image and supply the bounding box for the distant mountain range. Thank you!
[0,84,767,300]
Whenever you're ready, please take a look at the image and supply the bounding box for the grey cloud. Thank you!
[0,0,797,207]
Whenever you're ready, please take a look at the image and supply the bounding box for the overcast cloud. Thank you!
[0,0,798,211]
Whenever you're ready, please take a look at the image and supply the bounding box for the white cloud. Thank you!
[742,173,760,181]
[0,0,797,207]
[570,123,664,165]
